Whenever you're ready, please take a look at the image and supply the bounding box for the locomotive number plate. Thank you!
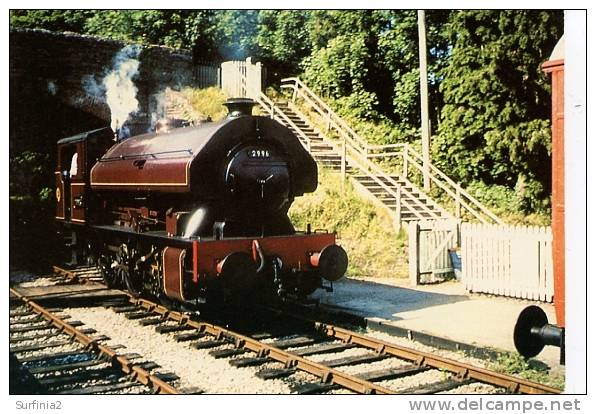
[247,149,270,158]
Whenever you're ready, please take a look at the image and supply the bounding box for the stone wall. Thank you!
[9,28,211,271]
[10,28,197,136]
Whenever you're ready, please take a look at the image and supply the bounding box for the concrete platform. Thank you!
[313,277,562,370]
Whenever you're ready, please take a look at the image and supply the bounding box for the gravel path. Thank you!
[63,306,293,394]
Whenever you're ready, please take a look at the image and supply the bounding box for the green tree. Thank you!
[11,10,219,59]
[83,10,199,49]
[211,10,259,60]
[378,10,451,132]
[305,10,394,116]
[435,10,563,211]
[255,10,311,78]
[10,9,91,32]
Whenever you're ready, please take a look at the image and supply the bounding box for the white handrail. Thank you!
[287,102,440,220]
[282,77,398,155]
[280,77,503,225]
[403,146,503,224]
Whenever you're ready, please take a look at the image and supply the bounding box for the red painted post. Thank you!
[543,57,565,328]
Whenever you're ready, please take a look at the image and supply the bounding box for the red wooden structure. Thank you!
[543,56,565,328]
[514,38,566,364]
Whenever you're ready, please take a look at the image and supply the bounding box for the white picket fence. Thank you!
[461,223,553,302]
[221,57,264,99]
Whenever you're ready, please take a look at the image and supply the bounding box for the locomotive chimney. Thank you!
[224,98,256,118]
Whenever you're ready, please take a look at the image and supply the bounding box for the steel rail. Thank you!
[129,297,396,394]
[10,287,180,395]
[52,265,102,284]
[52,266,78,280]
[310,320,561,395]
[49,266,560,394]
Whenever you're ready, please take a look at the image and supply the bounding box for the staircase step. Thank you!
[357,183,419,193]
[354,176,403,184]
[314,155,342,161]
[384,202,436,210]
[310,145,334,151]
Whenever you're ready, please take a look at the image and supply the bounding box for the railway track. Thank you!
[14,265,561,395]
[108,295,560,395]
[9,288,189,395]
[51,265,104,284]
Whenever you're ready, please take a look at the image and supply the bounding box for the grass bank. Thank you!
[182,86,228,121]
[289,169,408,279]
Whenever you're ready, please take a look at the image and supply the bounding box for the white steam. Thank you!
[47,81,58,95]
[81,74,104,98]
[149,89,168,132]
[103,45,141,131]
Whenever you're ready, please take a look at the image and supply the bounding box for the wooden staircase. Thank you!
[351,175,446,221]
[239,73,502,227]
[276,103,351,172]
[272,102,448,225]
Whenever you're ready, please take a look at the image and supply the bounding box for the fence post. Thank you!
[408,220,419,285]
[395,186,402,229]
[292,83,298,102]
[455,184,462,218]
[341,137,347,182]
[326,109,331,131]
[403,144,409,178]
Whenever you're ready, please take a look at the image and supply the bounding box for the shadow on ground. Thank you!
[313,277,470,320]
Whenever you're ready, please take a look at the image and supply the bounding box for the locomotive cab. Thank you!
[55,127,114,224]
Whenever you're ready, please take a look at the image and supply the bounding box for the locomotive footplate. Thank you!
[90,224,347,302]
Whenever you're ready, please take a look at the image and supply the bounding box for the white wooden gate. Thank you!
[408,219,459,284]
[461,223,553,301]
[221,57,263,99]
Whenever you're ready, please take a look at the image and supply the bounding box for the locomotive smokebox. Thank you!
[514,305,565,364]
[224,98,256,118]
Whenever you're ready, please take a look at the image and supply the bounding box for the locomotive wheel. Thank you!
[98,253,119,288]
[119,244,144,298]
[123,268,144,298]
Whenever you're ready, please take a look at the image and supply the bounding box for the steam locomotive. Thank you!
[55,98,348,305]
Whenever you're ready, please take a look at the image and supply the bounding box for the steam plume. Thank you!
[102,45,141,132]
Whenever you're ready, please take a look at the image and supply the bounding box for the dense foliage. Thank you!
[435,11,561,211]
[10,10,563,225]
